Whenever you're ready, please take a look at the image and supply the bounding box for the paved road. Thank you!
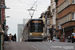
[4,41,75,50]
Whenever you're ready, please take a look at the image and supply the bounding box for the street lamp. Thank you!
[1,16,10,19]
[0,6,10,9]
[28,8,35,19]
[1,16,10,21]
[5,7,10,9]
[5,16,10,18]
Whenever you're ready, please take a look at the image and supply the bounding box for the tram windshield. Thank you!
[31,23,43,32]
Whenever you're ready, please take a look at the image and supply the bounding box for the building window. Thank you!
[58,0,71,13]
[67,15,68,21]
[72,0,75,4]
[52,9,54,12]
[69,14,70,21]
[72,13,74,19]
[47,18,50,25]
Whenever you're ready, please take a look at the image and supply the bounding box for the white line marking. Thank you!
[32,45,39,50]
[47,48,52,50]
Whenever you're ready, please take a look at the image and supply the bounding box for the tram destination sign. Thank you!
[32,21,42,23]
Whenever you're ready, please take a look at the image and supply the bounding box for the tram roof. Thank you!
[24,19,43,27]
[30,19,43,21]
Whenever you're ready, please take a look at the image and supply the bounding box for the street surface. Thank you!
[4,41,75,50]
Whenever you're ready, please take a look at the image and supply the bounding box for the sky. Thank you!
[5,0,51,35]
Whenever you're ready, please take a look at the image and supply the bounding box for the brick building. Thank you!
[55,0,75,38]
[51,0,56,36]
[0,0,6,50]
[40,6,54,40]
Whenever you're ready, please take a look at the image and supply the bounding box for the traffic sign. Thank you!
[59,25,61,29]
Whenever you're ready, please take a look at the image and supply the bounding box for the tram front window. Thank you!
[31,23,43,32]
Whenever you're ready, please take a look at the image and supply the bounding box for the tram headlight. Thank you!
[42,33,44,35]
[30,33,32,35]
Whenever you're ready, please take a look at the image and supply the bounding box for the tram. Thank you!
[22,19,46,41]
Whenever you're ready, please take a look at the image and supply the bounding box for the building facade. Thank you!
[0,0,6,50]
[17,24,24,42]
[56,0,75,38]
[51,0,56,25]
[39,12,46,37]
[51,0,56,36]
[40,6,54,40]
[46,6,52,36]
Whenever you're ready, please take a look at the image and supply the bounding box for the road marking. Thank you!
[48,49,52,50]
[5,42,9,43]
[32,45,39,50]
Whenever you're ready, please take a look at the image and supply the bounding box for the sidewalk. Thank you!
[65,38,68,42]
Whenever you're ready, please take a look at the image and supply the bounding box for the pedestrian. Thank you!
[68,35,71,42]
